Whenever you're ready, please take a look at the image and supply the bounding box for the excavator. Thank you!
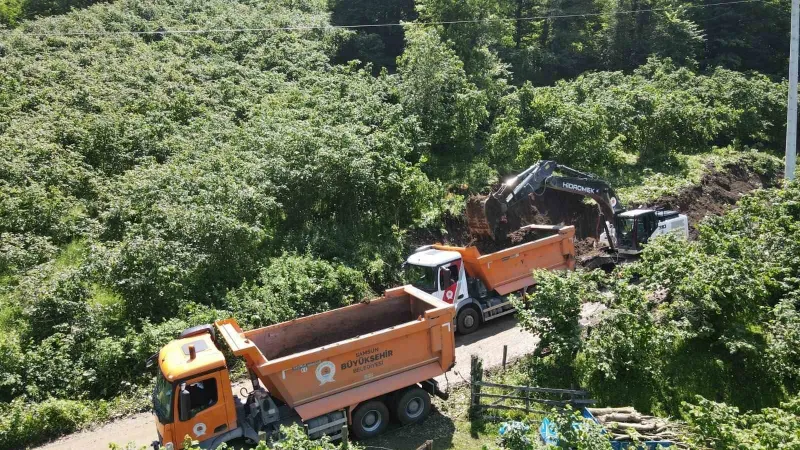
[466,160,688,259]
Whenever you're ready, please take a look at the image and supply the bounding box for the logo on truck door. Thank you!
[193,422,207,437]
[315,361,336,385]
[442,261,461,304]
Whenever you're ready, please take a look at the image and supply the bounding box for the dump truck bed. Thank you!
[215,285,455,420]
[434,225,575,295]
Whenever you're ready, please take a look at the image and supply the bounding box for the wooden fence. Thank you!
[469,355,595,416]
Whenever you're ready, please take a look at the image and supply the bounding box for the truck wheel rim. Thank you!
[361,410,382,432]
[406,397,424,419]
[464,314,475,328]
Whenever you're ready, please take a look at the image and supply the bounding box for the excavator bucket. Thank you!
[466,194,504,239]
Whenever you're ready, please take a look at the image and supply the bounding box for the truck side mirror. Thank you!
[439,268,452,290]
[179,384,191,422]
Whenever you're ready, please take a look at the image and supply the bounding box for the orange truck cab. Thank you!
[151,285,455,449]
[404,225,575,335]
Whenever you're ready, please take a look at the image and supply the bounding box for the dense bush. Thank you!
[0,397,104,449]
[488,58,786,174]
[0,0,793,447]
[0,0,106,26]
[225,253,372,328]
[683,395,800,450]
[514,182,800,442]
[145,424,362,450]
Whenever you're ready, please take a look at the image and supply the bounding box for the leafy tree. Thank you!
[0,0,24,26]
[683,395,800,450]
[398,26,488,152]
[512,269,597,360]
[689,0,790,74]
[225,253,372,328]
[329,0,417,70]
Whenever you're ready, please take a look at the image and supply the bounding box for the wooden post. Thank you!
[416,440,434,450]
[469,354,483,418]
[502,345,508,369]
[524,390,530,414]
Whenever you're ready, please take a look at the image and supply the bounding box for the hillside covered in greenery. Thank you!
[0,0,794,447]
[512,181,800,449]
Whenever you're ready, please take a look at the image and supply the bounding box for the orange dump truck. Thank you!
[405,224,575,334]
[150,285,455,449]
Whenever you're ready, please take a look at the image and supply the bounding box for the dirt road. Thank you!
[37,304,602,450]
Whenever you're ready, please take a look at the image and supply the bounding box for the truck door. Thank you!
[174,372,230,445]
[438,262,461,304]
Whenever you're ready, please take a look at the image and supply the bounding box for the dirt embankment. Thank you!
[648,162,779,239]
[411,160,779,257]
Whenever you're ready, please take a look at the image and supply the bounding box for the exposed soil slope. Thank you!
[649,162,778,239]
[411,160,779,257]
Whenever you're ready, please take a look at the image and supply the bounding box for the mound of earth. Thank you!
[469,226,559,254]
[648,162,779,239]
[409,159,779,258]
[406,213,473,250]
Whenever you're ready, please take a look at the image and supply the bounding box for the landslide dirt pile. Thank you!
[470,226,558,254]
[648,161,779,239]
[466,190,601,240]
[410,159,778,257]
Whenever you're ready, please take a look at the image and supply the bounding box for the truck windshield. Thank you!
[153,370,173,424]
[406,264,437,293]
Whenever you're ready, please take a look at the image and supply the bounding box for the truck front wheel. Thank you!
[352,400,389,440]
[394,387,431,425]
[457,306,480,335]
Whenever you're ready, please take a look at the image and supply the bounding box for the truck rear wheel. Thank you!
[352,400,389,440]
[457,306,480,335]
[394,387,431,425]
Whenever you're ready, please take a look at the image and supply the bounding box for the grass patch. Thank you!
[53,239,88,270]
[0,385,151,450]
[611,148,780,205]
[363,384,499,450]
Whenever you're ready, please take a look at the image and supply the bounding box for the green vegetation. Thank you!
[513,182,800,448]
[109,425,361,450]
[1,0,107,26]
[0,0,795,447]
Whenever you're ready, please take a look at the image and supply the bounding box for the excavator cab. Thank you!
[613,209,660,253]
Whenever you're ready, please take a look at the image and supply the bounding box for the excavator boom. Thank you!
[466,160,625,240]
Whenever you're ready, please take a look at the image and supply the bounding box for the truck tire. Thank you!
[393,387,431,425]
[352,400,389,440]
[457,306,480,335]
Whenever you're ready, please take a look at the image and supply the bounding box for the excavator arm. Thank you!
[466,160,625,243]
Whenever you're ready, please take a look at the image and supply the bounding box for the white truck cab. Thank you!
[404,246,515,334]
